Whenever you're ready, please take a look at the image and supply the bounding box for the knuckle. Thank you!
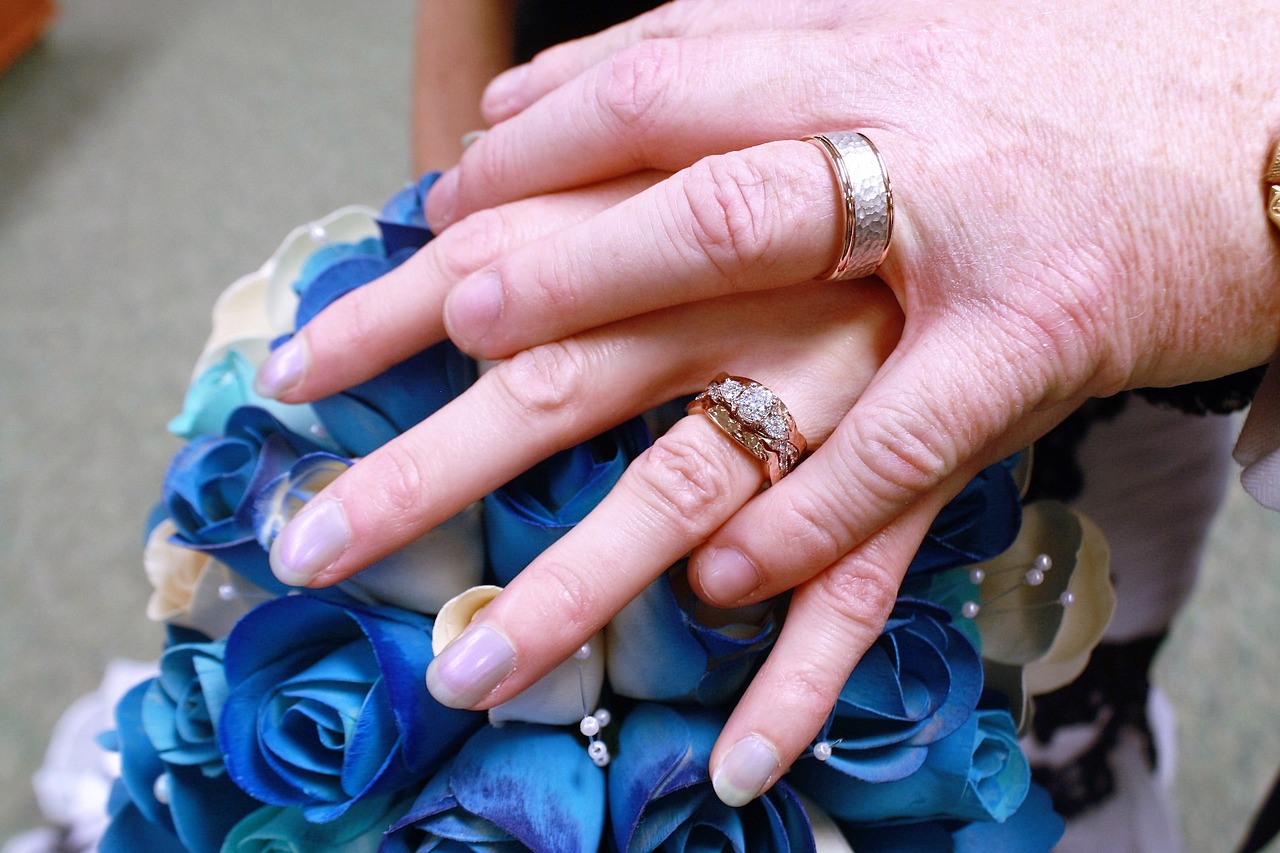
[437,208,510,278]
[851,402,956,505]
[769,488,850,566]
[630,432,738,532]
[776,661,845,717]
[363,442,431,525]
[530,559,607,637]
[492,341,590,421]
[330,288,384,352]
[597,39,678,136]
[812,559,901,645]
[677,154,775,276]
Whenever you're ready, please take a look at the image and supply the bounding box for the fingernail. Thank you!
[482,64,529,117]
[269,499,350,586]
[712,735,780,807]
[445,271,503,345]
[426,625,517,708]
[255,337,307,399]
[697,547,761,604]
[425,168,459,230]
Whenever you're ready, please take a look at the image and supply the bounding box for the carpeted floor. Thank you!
[0,3,1278,850]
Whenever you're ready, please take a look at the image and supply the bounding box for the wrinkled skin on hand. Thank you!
[261,0,1280,806]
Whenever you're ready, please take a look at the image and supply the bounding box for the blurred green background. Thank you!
[0,2,1277,850]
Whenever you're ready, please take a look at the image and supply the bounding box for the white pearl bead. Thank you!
[1024,568,1045,586]
[579,715,601,738]
[153,772,171,805]
[1034,553,1053,572]
[961,601,981,619]
[573,644,592,661]
[968,568,986,585]
[592,708,612,728]
[588,741,610,767]
[218,583,237,601]
[813,741,833,761]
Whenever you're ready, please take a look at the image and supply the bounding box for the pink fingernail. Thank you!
[446,271,503,346]
[425,169,459,231]
[697,547,761,605]
[712,735,779,807]
[426,625,517,708]
[255,338,307,399]
[269,499,350,586]
[482,64,530,118]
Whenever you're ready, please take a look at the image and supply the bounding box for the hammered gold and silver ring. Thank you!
[688,374,807,485]
[1266,139,1280,231]
[806,131,894,281]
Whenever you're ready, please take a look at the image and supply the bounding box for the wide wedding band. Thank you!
[806,131,893,280]
[687,374,807,485]
[1266,139,1280,230]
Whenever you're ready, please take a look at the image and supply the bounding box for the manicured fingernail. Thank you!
[482,64,529,117]
[255,337,307,399]
[269,500,350,586]
[445,271,503,345]
[426,625,517,708]
[697,547,761,604]
[712,735,780,807]
[425,168,459,230]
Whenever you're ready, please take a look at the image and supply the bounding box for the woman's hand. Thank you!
[260,0,1280,805]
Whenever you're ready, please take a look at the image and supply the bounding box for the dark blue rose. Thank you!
[376,171,440,254]
[284,224,475,458]
[100,679,258,853]
[141,634,229,777]
[838,782,1063,853]
[796,709,1030,824]
[222,794,408,852]
[609,703,815,852]
[606,564,777,706]
[218,595,482,822]
[384,723,605,852]
[789,599,983,800]
[163,405,325,591]
[483,418,651,584]
[907,454,1023,576]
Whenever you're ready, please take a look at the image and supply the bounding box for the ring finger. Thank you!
[268,280,903,588]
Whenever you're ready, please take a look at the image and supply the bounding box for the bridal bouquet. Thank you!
[24,174,1115,853]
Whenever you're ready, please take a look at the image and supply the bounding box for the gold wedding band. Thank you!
[805,131,894,280]
[1266,139,1280,230]
[687,374,807,484]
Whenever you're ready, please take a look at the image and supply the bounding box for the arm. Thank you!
[412,0,515,174]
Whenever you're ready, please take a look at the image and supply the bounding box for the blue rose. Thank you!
[606,564,777,705]
[100,679,258,853]
[167,349,326,446]
[789,599,982,794]
[384,723,605,853]
[483,418,650,584]
[376,171,440,254]
[838,782,1063,853]
[253,453,486,614]
[141,632,229,777]
[163,406,325,592]
[218,595,482,822]
[609,703,815,852]
[796,709,1030,824]
[285,229,475,458]
[222,794,408,853]
[907,455,1023,576]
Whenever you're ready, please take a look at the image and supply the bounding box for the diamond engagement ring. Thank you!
[805,131,893,280]
[687,374,807,484]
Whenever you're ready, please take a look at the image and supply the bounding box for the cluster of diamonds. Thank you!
[706,376,801,475]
